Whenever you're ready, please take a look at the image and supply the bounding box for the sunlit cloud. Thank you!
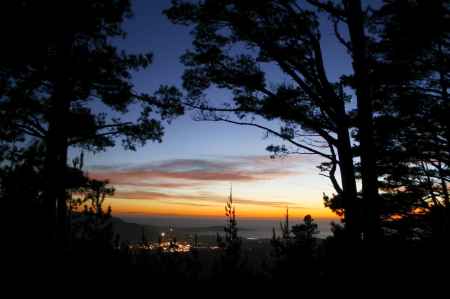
[107,181,195,189]
[88,155,307,187]
[87,155,333,218]
[113,190,305,209]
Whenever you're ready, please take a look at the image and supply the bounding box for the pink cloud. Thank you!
[89,155,304,187]
[113,190,305,209]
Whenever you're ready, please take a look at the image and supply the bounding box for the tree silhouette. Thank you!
[292,215,319,242]
[165,0,394,241]
[63,151,118,262]
[165,0,449,245]
[319,0,450,275]
[224,187,240,251]
[269,208,291,279]
[279,207,291,240]
[0,0,184,247]
[0,142,47,253]
[270,212,320,282]
[70,181,115,254]
[0,143,120,261]
[215,186,245,278]
[364,0,449,242]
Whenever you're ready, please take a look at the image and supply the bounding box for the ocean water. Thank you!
[120,215,337,239]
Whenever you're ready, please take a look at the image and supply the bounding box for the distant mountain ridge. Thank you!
[111,217,254,244]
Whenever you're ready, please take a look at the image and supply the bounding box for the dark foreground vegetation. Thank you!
[1,0,449,283]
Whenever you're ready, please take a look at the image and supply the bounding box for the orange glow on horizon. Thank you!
[105,196,340,220]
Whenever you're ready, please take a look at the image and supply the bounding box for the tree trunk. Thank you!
[345,0,380,241]
[337,133,360,239]
[43,32,72,249]
[44,102,69,248]
[335,109,360,242]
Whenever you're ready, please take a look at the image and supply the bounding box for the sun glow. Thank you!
[105,196,339,220]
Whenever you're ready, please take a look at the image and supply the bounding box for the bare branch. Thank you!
[305,0,346,21]
[68,130,122,145]
[328,143,343,194]
[213,117,334,160]
[15,123,45,139]
[184,101,250,113]
[332,17,352,53]
[95,122,133,130]
[28,114,48,135]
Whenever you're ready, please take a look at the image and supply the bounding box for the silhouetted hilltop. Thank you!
[111,217,148,243]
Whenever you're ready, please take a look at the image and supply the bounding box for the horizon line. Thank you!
[114,212,340,221]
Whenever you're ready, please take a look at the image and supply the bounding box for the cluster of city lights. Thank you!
[128,230,192,253]
[127,228,227,253]
[129,241,192,253]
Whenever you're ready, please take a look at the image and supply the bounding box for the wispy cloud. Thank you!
[113,190,305,209]
[89,155,305,186]
[89,155,309,211]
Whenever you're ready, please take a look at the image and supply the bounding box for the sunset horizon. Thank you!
[87,153,339,222]
[67,0,344,224]
[3,0,447,280]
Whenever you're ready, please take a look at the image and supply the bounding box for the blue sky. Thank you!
[77,0,366,221]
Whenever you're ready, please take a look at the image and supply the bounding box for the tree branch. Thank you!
[183,101,251,113]
[68,130,123,145]
[213,117,334,160]
[95,122,133,130]
[328,143,343,194]
[305,0,346,21]
[15,123,45,139]
[186,99,339,146]
[332,17,352,53]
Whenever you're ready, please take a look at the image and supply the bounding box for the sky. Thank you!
[78,0,361,224]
